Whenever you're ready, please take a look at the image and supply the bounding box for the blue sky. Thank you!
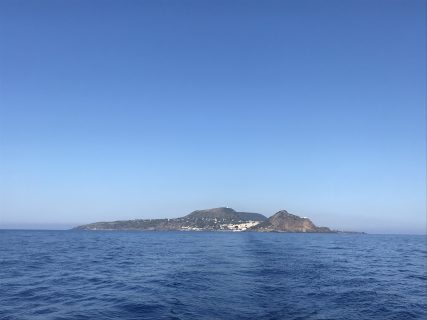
[0,0,425,233]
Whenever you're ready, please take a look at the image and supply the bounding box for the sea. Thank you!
[0,230,426,320]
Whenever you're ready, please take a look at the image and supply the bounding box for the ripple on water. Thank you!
[0,231,426,320]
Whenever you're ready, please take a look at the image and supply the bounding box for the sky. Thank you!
[0,0,425,234]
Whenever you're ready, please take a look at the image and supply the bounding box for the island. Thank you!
[73,207,338,232]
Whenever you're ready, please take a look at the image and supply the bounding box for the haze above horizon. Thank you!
[0,0,425,234]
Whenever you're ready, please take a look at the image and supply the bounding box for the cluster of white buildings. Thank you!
[178,220,261,232]
[219,220,260,231]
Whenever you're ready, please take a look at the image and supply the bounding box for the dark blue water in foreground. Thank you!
[1,231,426,320]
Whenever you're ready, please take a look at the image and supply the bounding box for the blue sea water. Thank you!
[0,231,426,320]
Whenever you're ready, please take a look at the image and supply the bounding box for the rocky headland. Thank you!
[249,210,332,232]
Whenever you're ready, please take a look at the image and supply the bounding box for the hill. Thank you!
[249,210,333,232]
[73,208,338,232]
[74,207,267,231]
[185,207,267,222]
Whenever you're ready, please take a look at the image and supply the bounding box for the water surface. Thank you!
[1,231,426,319]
